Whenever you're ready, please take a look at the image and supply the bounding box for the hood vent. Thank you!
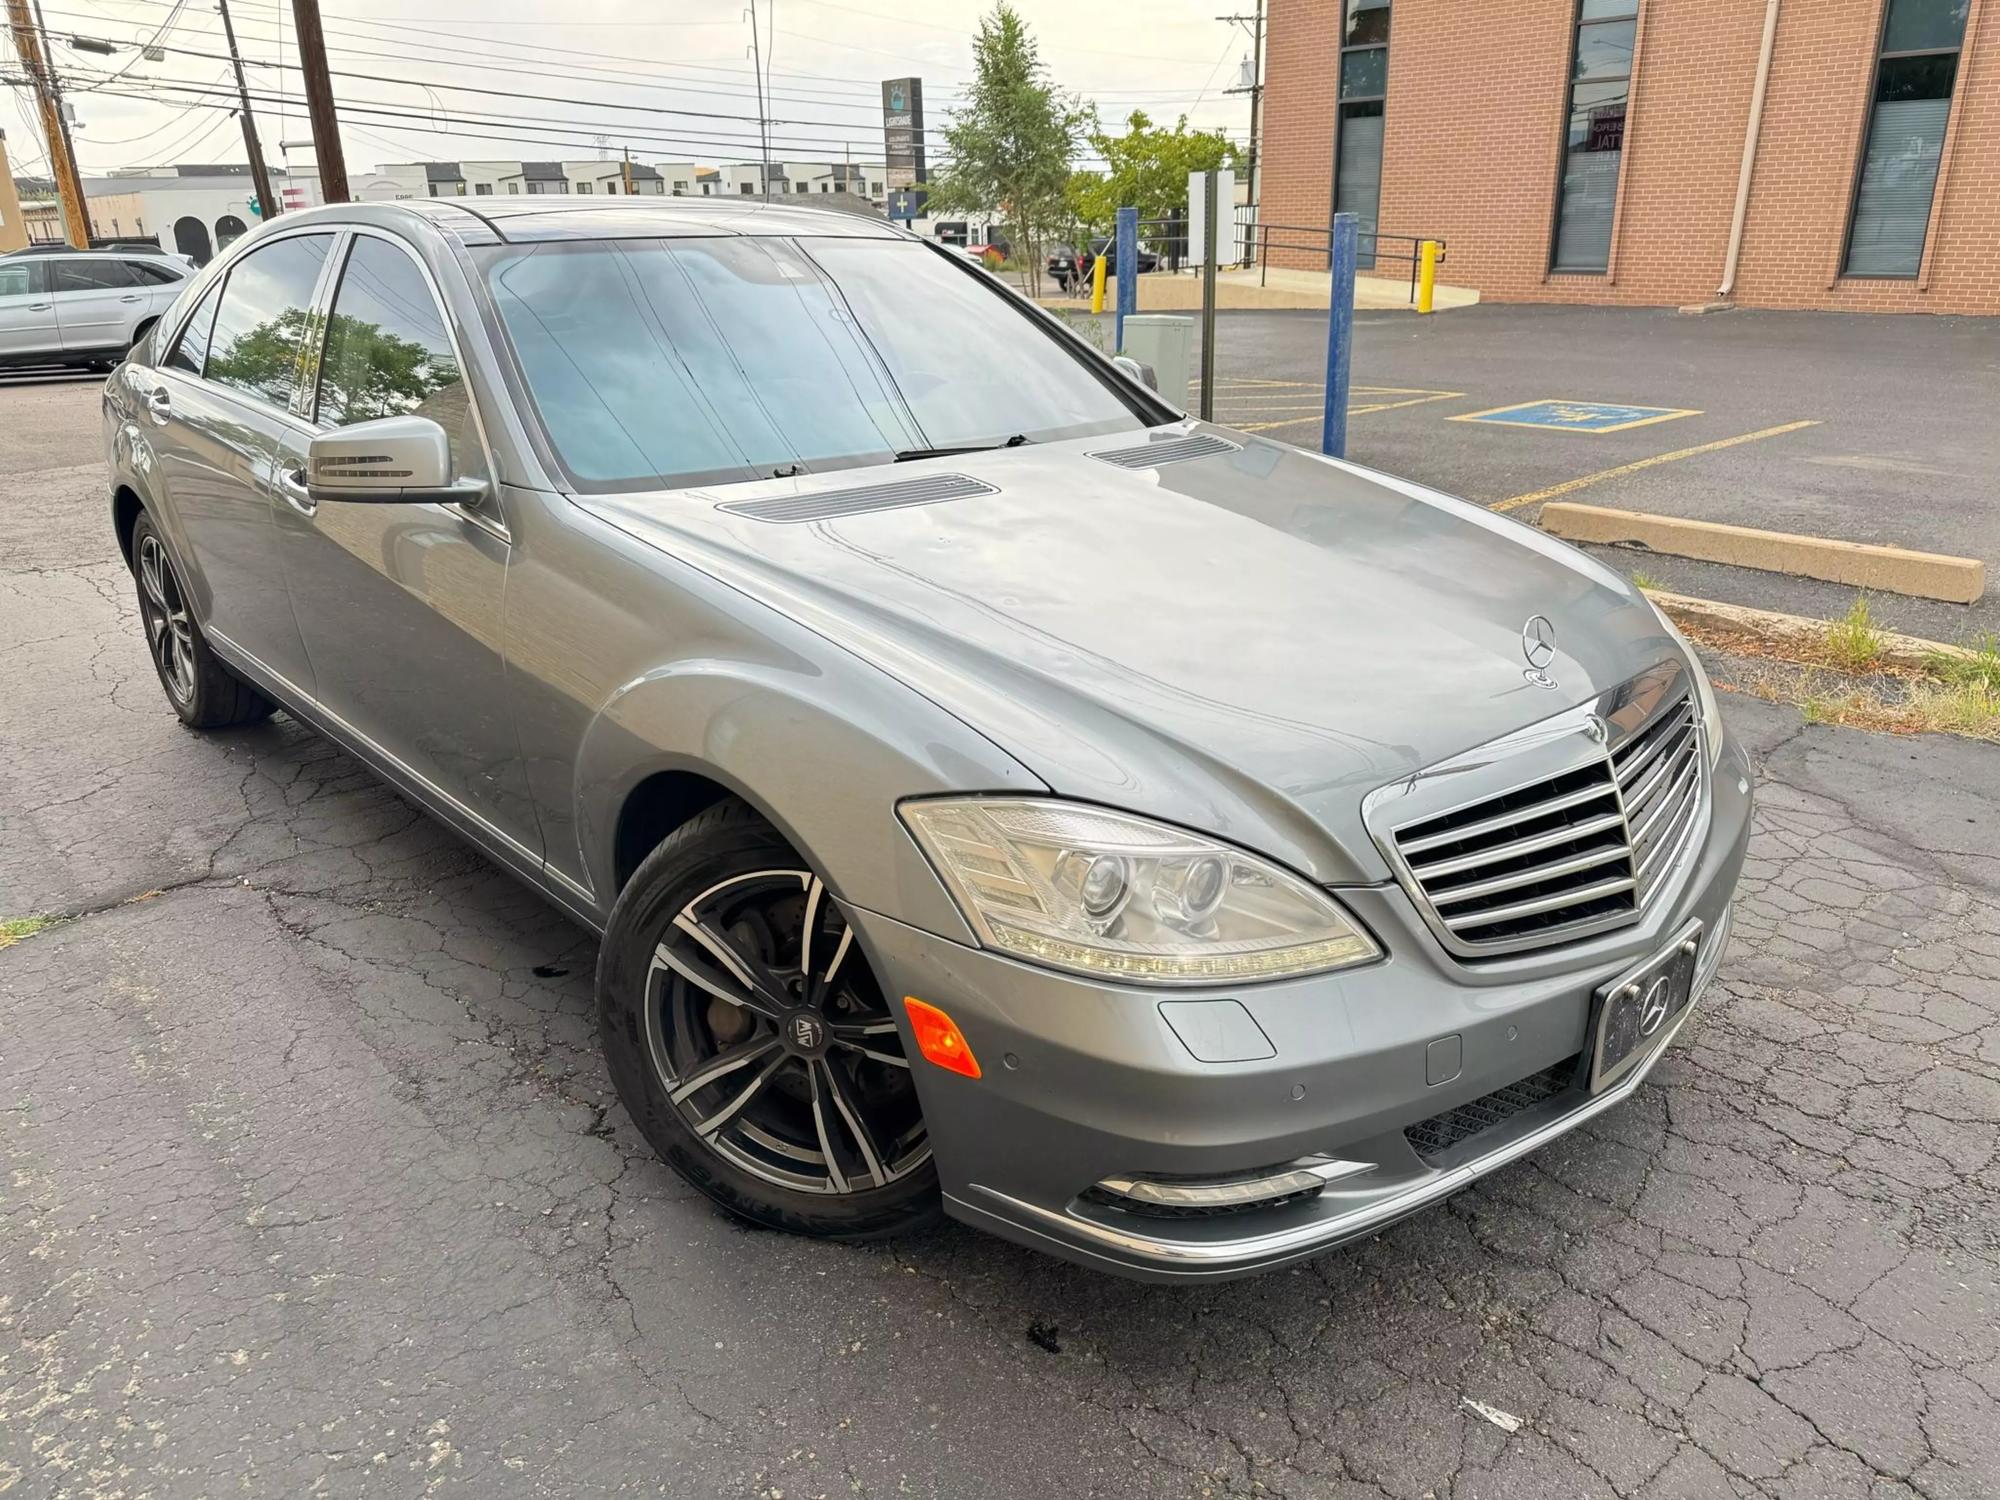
[719,472,995,524]
[1090,433,1241,470]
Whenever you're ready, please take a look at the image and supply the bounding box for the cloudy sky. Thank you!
[7,0,1259,181]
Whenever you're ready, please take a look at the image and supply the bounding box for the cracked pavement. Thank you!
[3,378,1996,1498]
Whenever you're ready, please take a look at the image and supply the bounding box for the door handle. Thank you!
[120,294,143,304]
[277,466,316,516]
[144,387,172,424]
[27,302,51,312]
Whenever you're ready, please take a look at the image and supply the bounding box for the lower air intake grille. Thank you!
[1089,433,1240,469]
[1404,1055,1580,1162]
[719,472,993,523]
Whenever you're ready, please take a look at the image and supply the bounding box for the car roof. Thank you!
[261,196,911,246]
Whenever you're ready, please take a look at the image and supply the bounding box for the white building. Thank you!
[19,163,322,263]
[354,158,886,207]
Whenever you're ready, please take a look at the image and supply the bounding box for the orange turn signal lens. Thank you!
[903,997,981,1079]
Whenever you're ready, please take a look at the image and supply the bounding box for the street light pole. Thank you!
[7,0,91,243]
[290,0,348,202]
[217,0,279,221]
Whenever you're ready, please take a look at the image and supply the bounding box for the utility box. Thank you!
[1120,315,1194,409]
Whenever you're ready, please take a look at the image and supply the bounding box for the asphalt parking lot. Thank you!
[1193,306,2000,643]
[3,367,1998,1498]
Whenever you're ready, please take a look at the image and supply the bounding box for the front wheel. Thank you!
[597,801,939,1240]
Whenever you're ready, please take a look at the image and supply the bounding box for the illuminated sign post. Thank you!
[881,76,926,217]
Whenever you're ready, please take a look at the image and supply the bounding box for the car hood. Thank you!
[578,425,1681,884]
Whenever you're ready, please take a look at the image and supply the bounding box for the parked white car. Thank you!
[0,252,191,372]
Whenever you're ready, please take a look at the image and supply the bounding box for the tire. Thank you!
[129,510,275,730]
[129,319,156,354]
[598,799,940,1240]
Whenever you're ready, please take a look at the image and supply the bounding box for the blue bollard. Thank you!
[1115,206,1138,352]
[1322,212,1358,459]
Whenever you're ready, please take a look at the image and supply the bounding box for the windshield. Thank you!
[478,236,1149,492]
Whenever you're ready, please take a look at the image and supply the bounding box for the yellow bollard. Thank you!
[1417,240,1438,315]
[1090,250,1107,314]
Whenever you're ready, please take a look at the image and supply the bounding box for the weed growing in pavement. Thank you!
[0,914,64,949]
[1927,633,2000,695]
[1630,571,1663,591]
[1824,596,1885,670]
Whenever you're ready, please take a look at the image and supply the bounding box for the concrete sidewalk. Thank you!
[1035,264,1481,313]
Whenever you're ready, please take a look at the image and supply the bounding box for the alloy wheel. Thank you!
[645,868,929,1196]
[137,532,195,706]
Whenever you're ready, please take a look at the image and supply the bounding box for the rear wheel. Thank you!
[130,511,274,729]
[598,800,938,1240]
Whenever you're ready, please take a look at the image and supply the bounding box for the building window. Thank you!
[1551,0,1636,274]
[577,181,594,193]
[1335,0,1390,270]
[455,182,467,196]
[741,183,756,194]
[1844,0,1970,277]
[475,183,493,195]
[507,182,520,194]
[428,182,440,197]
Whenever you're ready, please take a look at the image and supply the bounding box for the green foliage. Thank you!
[1066,111,1243,237]
[924,3,1090,296]
[1823,595,1884,670]
[0,914,64,949]
[1927,633,2000,695]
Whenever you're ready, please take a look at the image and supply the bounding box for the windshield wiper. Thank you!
[894,434,1030,463]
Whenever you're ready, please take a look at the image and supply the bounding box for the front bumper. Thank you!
[846,730,1754,1281]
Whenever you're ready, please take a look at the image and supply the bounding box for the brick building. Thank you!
[1259,0,1998,313]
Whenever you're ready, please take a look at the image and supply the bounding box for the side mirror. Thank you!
[305,415,485,505]
[1112,354,1158,392]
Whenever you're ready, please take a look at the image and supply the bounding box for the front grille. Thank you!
[1404,1055,1581,1162]
[1389,688,1703,957]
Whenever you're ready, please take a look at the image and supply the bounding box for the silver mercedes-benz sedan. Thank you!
[103,198,1750,1280]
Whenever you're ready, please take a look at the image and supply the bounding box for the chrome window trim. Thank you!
[1362,660,1711,962]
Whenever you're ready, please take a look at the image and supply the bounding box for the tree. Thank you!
[925,3,1090,296]
[1074,110,1243,236]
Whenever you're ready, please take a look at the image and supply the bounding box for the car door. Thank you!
[148,230,337,696]
[0,258,57,358]
[270,228,540,857]
[50,256,148,353]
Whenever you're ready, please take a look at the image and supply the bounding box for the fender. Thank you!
[565,633,1047,945]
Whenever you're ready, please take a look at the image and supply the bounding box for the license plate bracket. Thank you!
[1588,920,1703,1094]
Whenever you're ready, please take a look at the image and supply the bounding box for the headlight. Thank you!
[900,798,1380,985]
[1652,601,1724,766]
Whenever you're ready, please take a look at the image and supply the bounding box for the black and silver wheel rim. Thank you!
[646,869,930,1196]
[137,533,195,706]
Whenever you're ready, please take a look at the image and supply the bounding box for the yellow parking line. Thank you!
[1487,420,1822,514]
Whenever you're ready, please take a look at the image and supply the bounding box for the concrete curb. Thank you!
[1542,502,1986,604]
[1646,588,1980,673]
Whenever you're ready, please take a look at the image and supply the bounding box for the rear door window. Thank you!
[53,258,141,292]
[165,280,226,376]
[204,234,335,408]
[128,261,186,285]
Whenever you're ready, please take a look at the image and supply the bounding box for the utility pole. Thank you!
[290,0,347,202]
[6,0,90,244]
[622,146,634,195]
[746,0,771,197]
[217,0,279,221]
[1220,0,1264,211]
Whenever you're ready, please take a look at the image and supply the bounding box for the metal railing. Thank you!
[1255,222,1447,305]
